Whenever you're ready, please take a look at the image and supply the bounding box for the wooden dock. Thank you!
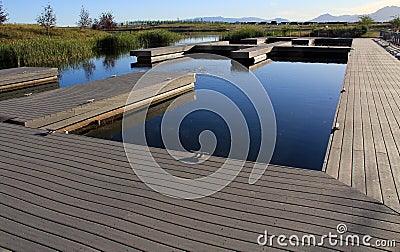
[0,122,399,251]
[131,37,352,67]
[131,41,229,65]
[0,71,195,132]
[1,38,400,251]
[230,41,291,64]
[324,38,400,213]
[0,67,58,93]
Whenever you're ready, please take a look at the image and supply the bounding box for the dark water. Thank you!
[254,62,345,169]
[85,58,346,170]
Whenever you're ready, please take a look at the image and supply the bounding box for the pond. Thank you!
[84,56,346,170]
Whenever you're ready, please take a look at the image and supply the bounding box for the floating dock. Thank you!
[131,41,229,66]
[0,71,195,133]
[0,67,58,93]
[131,37,352,67]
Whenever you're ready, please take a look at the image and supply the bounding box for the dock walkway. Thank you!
[324,38,400,213]
[0,123,399,251]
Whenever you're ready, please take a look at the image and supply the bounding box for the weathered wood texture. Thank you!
[0,123,399,251]
[324,39,400,213]
[0,67,58,92]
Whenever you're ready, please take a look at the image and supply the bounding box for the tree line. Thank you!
[0,1,400,33]
[0,2,117,32]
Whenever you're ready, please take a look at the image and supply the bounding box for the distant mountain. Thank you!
[310,6,400,22]
[186,16,290,23]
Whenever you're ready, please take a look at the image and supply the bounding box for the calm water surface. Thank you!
[84,56,346,170]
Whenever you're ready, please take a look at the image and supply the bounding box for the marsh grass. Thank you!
[0,24,182,69]
[0,38,95,68]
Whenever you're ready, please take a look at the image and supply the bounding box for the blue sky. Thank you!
[3,0,400,26]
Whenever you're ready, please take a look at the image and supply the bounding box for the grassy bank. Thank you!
[221,27,267,42]
[0,24,182,69]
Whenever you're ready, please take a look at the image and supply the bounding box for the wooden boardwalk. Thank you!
[0,67,58,92]
[324,38,400,213]
[0,122,399,251]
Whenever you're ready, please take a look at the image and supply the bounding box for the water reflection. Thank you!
[81,60,96,79]
[102,56,116,71]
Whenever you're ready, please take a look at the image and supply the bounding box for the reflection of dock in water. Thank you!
[0,81,60,101]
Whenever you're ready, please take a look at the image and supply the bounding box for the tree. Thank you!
[0,0,8,24]
[77,5,92,29]
[99,12,116,30]
[390,16,400,32]
[358,15,374,29]
[36,4,56,36]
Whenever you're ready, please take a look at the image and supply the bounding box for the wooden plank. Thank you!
[0,230,56,252]
[0,216,96,251]
[352,69,366,194]
[360,61,382,203]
